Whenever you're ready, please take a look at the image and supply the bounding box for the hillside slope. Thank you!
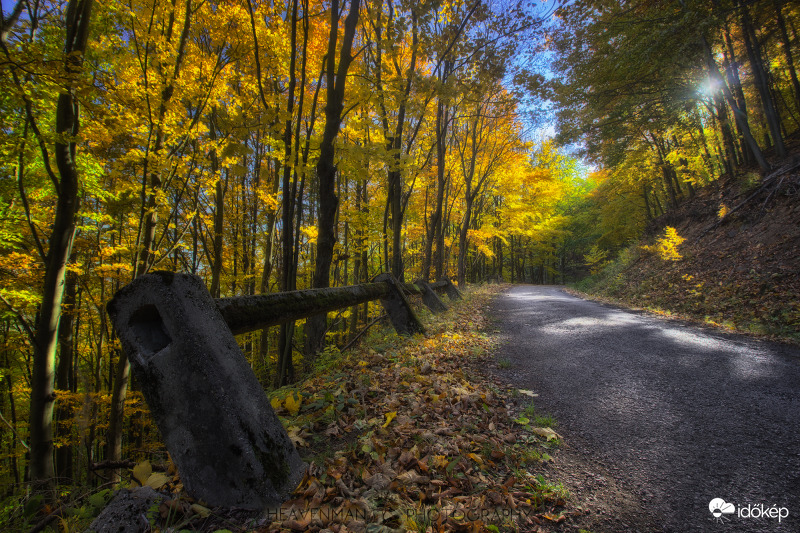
[577,161,800,343]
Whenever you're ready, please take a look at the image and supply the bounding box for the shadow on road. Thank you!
[492,285,800,533]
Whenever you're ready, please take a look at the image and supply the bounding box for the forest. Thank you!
[1,0,799,526]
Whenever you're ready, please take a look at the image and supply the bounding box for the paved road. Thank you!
[491,285,800,533]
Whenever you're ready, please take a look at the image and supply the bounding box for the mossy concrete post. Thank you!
[440,278,463,301]
[413,279,448,313]
[373,273,425,335]
[107,272,306,509]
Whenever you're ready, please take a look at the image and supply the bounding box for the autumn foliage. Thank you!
[0,0,575,510]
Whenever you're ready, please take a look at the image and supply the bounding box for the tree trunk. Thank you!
[774,0,800,114]
[305,0,360,358]
[703,38,771,172]
[275,0,300,387]
[28,0,93,489]
[209,112,225,298]
[740,1,785,158]
[54,267,77,481]
[423,96,449,281]
[722,20,751,166]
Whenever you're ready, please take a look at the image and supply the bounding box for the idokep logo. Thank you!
[709,498,790,524]
[709,498,736,523]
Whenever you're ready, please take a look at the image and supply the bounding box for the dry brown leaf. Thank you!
[396,470,430,485]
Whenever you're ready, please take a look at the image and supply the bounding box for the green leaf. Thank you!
[88,489,112,509]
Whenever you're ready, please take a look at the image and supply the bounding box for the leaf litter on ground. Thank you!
[120,285,570,532]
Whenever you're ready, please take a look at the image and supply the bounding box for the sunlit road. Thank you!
[491,285,800,533]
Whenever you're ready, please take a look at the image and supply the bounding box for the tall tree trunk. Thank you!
[457,197,472,287]
[386,10,418,281]
[722,19,750,165]
[642,183,653,221]
[28,0,93,489]
[209,111,225,298]
[275,0,300,388]
[774,0,800,115]
[703,38,771,172]
[740,1,786,157]
[424,94,449,281]
[54,268,77,481]
[305,0,360,358]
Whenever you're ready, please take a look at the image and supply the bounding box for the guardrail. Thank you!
[105,271,461,509]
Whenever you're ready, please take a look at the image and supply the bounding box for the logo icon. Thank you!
[709,498,736,523]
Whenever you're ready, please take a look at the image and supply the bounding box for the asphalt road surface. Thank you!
[491,285,800,533]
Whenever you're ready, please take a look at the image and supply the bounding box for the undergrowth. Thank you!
[574,241,800,344]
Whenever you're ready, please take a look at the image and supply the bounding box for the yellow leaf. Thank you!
[287,426,308,447]
[133,461,152,486]
[145,472,170,490]
[285,393,301,416]
[382,411,397,428]
[270,396,282,412]
[543,512,565,522]
[190,504,211,518]
[467,452,483,465]
[532,427,561,441]
[432,455,448,468]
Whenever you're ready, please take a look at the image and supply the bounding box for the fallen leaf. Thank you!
[285,393,301,416]
[398,449,416,467]
[382,411,397,428]
[396,470,430,485]
[190,503,211,517]
[364,472,391,490]
[145,472,170,490]
[132,461,152,486]
[287,426,308,447]
[270,396,282,412]
[283,513,312,530]
[532,427,561,441]
[466,452,483,465]
[490,449,505,460]
[518,389,538,397]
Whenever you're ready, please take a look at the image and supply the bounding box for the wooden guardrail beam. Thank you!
[217,277,461,335]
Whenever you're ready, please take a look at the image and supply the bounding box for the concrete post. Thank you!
[413,279,448,313]
[106,272,305,509]
[440,278,463,301]
[373,273,425,335]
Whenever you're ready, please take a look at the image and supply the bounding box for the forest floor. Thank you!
[31,285,582,533]
[576,155,800,344]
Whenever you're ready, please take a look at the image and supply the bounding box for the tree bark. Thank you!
[209,111,225,298]
[305,0,360,358]
[703,38,771,172]
[54,268,77,481]
[774,0,800,114]
[739,0,785,157]
[424,92,450,281]
[28,0,93,489]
